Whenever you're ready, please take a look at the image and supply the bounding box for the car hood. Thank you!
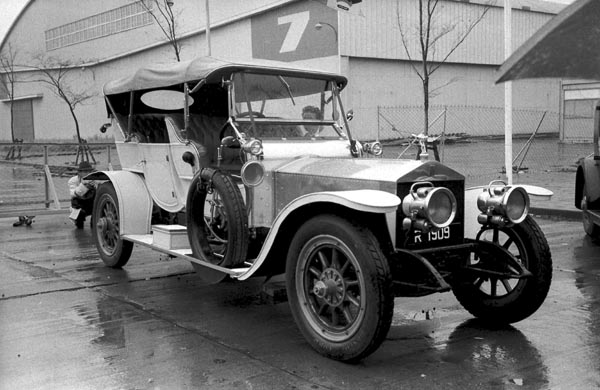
[250,156,465,224]
[273,156,464,184]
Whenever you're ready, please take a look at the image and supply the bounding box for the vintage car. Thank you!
[90,57,552,362]
[575,103,600,238]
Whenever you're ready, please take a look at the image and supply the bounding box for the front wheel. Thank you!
[285,215,394,362]
[452,216,552,324]
[93,182,133,268]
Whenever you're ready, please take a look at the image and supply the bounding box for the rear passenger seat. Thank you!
[131,115,169,143]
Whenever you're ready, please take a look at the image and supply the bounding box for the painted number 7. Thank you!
[278,11,310,53]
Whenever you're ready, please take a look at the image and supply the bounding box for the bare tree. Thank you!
[397,0,491,135]
[0,43,19,142]
[138,0,182,61]
[27,56,95,147]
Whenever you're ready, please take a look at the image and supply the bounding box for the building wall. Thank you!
[0,0,564,141]
[338,0,561,140]
[0,0,289,141]
[0,0,342,141]
[339,0,556,65]
[345,57,560,140]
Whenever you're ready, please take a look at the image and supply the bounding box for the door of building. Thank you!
[12,99,35,141]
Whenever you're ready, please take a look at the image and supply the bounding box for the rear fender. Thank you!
[237,189,400,280]
[86,170,153,235]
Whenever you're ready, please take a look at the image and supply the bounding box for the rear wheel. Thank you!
[93,182,133,268]
[285,215,393,362]
[452,216,552,324]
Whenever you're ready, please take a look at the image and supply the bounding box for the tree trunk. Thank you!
[9,100,14,141]
[423,75,430,136]
[68,105,83,145]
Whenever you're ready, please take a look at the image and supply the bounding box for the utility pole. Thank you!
[504,0,513,184]
[205,0,211,56]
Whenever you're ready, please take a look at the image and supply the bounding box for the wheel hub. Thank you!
[312,268,345,306]
[96,217,114,235]
[97,217,107,234]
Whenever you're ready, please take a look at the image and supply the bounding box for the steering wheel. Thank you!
[236,111,265,119]
[219,122,236,140]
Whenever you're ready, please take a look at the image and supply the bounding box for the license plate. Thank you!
[412,226,451,244]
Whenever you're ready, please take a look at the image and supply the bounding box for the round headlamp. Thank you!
[477,181,529,225]
[402,182,457,231]
[362,141,383,156]
[241,160,265,187]
[242,139,263,156]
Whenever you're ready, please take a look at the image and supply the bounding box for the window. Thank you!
[45,1,154,51]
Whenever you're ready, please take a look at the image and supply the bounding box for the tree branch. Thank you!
[397,2,424,80]
[429,2,492,75]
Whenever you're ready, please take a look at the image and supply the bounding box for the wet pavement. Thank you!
[1,215,599,389]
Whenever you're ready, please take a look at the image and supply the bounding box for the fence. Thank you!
[0,110,592,218]
[0,142,118,217]
[376,105,561,140]
[376,105,591,191]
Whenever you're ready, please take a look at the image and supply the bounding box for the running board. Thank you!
[123,234,250,278]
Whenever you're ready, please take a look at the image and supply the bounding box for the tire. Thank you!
[93,182,133,268]
[452,215,552,324]
[582,184,600,238]
[186,168,248,277]
[285,214,394,362]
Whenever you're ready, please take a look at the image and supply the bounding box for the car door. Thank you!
[141,144,185,213]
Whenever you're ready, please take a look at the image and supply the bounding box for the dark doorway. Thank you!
[13,99,35,141]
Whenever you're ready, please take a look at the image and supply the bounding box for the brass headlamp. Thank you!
[477,180,529,226]
[402,182,457,232]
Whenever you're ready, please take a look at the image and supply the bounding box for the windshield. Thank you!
[232,73,344,139]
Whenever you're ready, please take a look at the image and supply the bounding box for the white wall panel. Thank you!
[345,57,560,140]
[340,0,555,65]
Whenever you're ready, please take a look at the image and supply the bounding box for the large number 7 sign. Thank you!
[251,1,337,62]
[278,11,310,53]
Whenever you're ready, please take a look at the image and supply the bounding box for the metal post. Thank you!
[504,0,513,184]
[441,106,447,163]
[107,145,113,171]
[377,106,380,141]
[44,145,49,208]
[205,0,211,56]
[336,10,341,73]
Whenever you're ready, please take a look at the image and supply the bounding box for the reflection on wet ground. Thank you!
[0,215,599,389]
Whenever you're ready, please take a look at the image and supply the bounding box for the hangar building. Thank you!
[0,0,564,142]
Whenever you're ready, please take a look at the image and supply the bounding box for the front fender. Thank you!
[236,189,399,280]
[86,170,153,235]
[577,158,600,205]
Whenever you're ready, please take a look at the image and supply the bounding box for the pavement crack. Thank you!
[0,285,91,301]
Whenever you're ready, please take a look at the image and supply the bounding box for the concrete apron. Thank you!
[1,215,599,389]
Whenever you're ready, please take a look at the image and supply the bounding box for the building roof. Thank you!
[0,0,29,51]
[462,0,569,14]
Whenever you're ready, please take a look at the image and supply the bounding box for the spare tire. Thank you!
[186,168,249,269]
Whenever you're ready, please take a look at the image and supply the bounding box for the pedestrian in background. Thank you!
[68,161,96,229]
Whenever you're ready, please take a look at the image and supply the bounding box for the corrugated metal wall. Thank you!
[339,0,554,66]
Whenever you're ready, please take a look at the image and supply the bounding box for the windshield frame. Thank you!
[227,71,346,139]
